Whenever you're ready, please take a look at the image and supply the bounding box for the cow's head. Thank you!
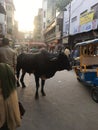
[55,52,72,71]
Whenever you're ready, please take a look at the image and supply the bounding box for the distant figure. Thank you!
[0,63,21,130]
[64,47,70,57]
[0,37,17,73]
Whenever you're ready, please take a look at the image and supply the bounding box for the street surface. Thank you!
[17,70,98,130]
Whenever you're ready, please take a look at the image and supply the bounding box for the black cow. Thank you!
[16,49,71,99]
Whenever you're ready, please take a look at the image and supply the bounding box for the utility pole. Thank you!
[68,1,71,49]
[68,2,71,36]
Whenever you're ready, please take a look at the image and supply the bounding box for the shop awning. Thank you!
[29,42,47,47]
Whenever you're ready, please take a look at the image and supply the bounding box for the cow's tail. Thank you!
[16,56,21,87]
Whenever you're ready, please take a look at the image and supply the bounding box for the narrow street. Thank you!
[17,70,98,130]
[0,0,98,130]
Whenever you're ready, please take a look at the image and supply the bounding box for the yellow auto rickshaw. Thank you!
[73,39,98,103]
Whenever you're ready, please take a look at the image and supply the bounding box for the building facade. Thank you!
[0,0,15,39]
[5,0,15,39]
[43,0,57,47]
[42,0,47,32]
[63,0,98,49]
[43,0,67,50]
[33,8,44,42]
[42,0,98,50]
[0,0,6,37]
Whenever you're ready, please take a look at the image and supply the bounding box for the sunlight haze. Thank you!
[13,0,42,32]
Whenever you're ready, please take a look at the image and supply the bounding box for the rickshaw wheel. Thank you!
[91,87,98,103]
[77,77,81,82]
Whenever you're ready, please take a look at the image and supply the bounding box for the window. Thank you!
[65,23,69,33]
[71,16,77,22]
[44,11,46,17]
[7,17,12,23]
[91,3,98,11]
[91,3,98,19]
[80,10,87,17]
[6,5,12,11]
[43,22,45,29]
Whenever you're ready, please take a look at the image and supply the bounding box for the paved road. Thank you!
[17,70,98,130]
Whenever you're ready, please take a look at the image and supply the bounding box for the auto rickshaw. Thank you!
[73,39,98,103]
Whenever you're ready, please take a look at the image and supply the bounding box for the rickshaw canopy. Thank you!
[75,39,98,47]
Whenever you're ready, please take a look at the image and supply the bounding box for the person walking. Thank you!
[0,63,21,130]
[0,37,17,73]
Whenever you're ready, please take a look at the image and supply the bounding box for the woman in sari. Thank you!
[0,63,21,130]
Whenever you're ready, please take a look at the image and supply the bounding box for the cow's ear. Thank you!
[50,57,58,61]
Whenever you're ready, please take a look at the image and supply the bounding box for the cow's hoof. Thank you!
[22,85,26,88]
[21,83,26,88]
[17,82,20,87]
[42,92,46,96]
[35,96,39,100]
[17,85,20,87]
[35,94,39,100]
[22,86,26,89]
[41,90,46,96]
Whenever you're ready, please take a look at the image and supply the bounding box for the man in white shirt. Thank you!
[64,47,70,57]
